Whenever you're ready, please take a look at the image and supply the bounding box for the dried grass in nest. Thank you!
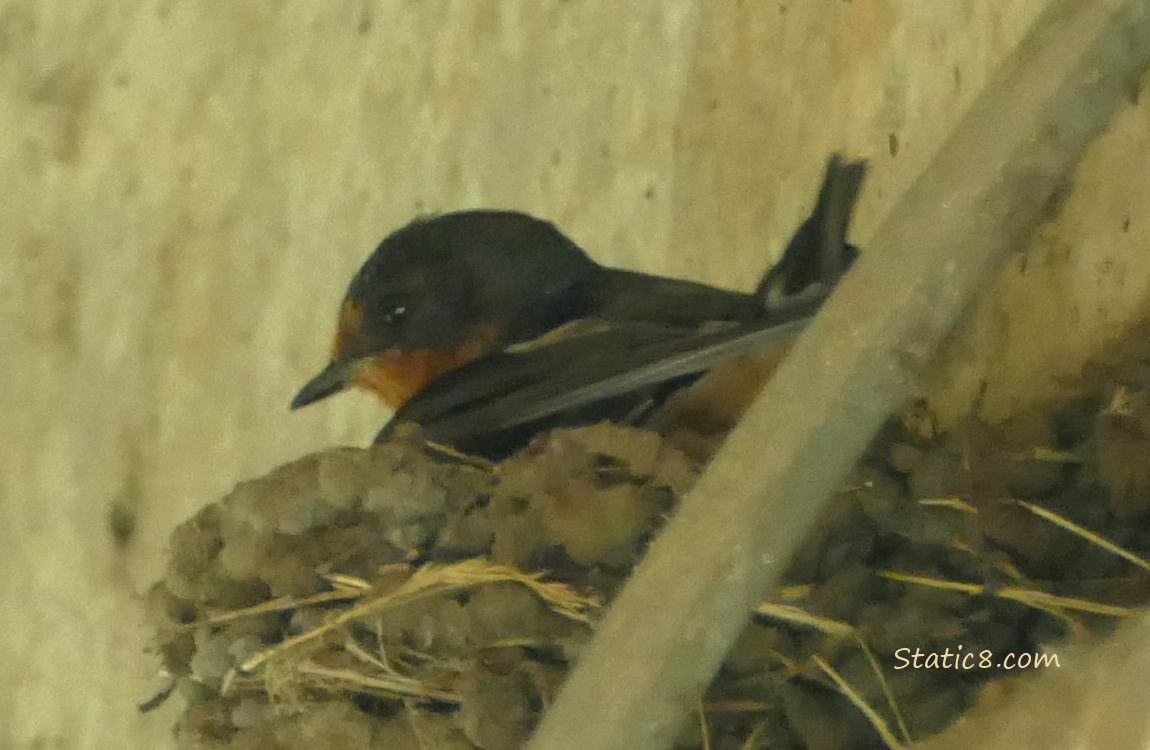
[212,559,599,707]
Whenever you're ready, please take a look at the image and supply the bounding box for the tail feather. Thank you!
[756,154,868,307]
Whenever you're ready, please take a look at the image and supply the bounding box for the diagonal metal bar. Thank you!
[527,2,1150,749]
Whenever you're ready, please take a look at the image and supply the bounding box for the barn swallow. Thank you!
[293,155,866,456]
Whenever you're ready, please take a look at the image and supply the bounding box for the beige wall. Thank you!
[3,1,1147,747]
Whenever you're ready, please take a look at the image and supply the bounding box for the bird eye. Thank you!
[383,305,407,325]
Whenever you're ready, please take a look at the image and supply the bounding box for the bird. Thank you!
[292,155,867,457]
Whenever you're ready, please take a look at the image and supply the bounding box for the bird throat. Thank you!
[352,329,499,410]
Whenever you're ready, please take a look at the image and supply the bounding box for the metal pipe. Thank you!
[528,2,1150,748]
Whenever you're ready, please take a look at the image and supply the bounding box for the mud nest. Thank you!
[146,321,1150,750]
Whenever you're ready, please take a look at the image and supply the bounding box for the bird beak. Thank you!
[291,358,359,409]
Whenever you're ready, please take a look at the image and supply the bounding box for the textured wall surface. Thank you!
[2,1,1147,747]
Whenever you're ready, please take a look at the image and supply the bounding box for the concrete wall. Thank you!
[2,1,1147,747]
